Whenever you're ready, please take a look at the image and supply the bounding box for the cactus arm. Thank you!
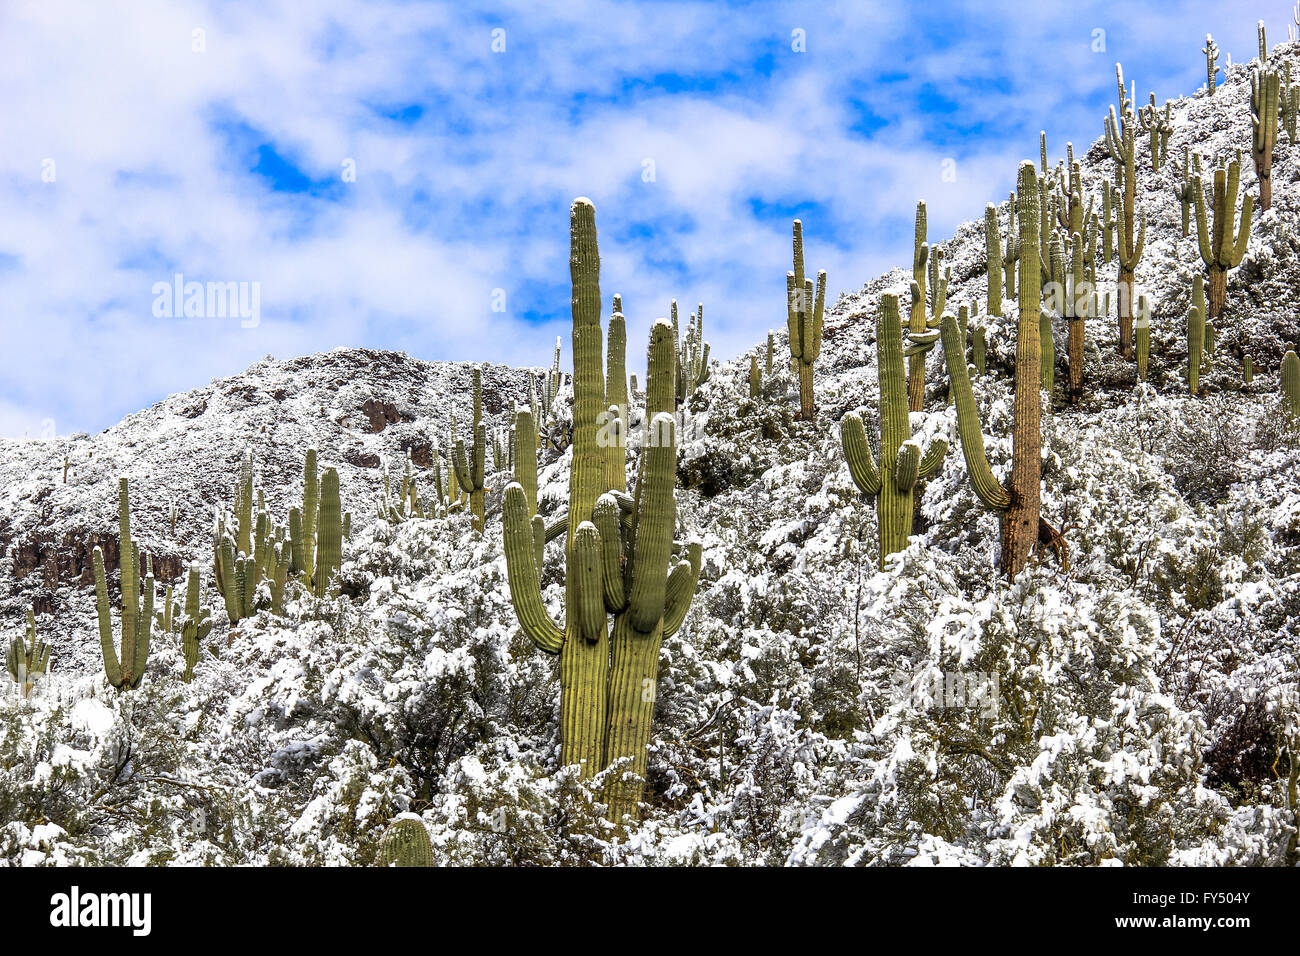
[502,484,564,653]
[573,522,607,645]
[593,494,627,612]
[1229,193,1254,266]
[840,413,881,496]
[917,439,948,480]
[894,441,921,493]
[131,567,154,688]
[93,547,123,688]
[940,313,1012,511]
[625,413,677,635]
[661,541,702,639]
[1193,177,1213,265]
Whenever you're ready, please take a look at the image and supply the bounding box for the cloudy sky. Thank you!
[0,0,1280,437]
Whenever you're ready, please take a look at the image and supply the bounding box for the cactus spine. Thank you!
[941,162,1049,578]
[94,478,153,690]
[1193,156,1253,328]
[377,817,433,867]
[7,610,50,698]
[502,200,702,821]
[1105,64,1147,360]
[787,220,826,420]
[841,294,947,568]
[453,368,487,531]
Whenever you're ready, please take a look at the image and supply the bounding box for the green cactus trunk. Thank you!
[314,468,342,598]
[1283,350,1300,423]
[787,220,826,420]
[94,478,154,690]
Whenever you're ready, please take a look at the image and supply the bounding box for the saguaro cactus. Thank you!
[502,199,702,822]
[841,294,947,568]
[94,478,154,690]
[178,564,212,682]
[314,468,342,598]
[453,368,487,531]
[1137,94,1172,173]
[940,162,1051,578]
[1171,148,1200,238]
[1188,274,1206,396]
[749,354,761,398]
[1105,64,1148,360]
[787,220,826,420]
[377,817,433,867]
[907,203,935,410]
[984,204,1003,317]
[6,611,50,698]
[1203,35,1220,95]
[1283,350,1300,422]
[1193,156,1253,328]
[1251,55,1280,212]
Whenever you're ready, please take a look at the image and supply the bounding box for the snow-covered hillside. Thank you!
[2,42,1300,866]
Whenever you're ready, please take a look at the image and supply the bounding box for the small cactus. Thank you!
[6,610,50,698]
[1283,350,1300,422]
[452,368,487,532]
[377,817,433,867]
[749,354,761,398]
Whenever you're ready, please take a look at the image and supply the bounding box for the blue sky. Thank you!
[0,0,1283,436]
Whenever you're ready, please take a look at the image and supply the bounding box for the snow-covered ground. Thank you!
[2,43,1299,866]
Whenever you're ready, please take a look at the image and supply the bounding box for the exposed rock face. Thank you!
[362,399,403,433]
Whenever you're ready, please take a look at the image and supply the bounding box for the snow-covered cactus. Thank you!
[1282,63,1298,145]
[1188,274,1206,396]
[94,478,153,690]
[1251,53,1280,211]
[679,303,710,402]
[840,293,947,569]
[453,367,487,532]
[1283,350,1300,422]
[6,610,50,698]
[787,219,826,420]
[940,162,1053,578]
[766,330,774,376]
[1203,34,1220,95]
[972,325,987,376]
[377,817,433,867]
[984,204,1002,317]
[502,199,702,822]
[1193,156,1253,328]
[313,468,342,599]
[179,564,211,683]
[749,354,761,398]
[1105,64,1148,361]
[1136,294,1150,381]
[1001,193,1020,300]
[1171,147,1200,238]
[606,303,629,491]
[513,406,538,519]
[1136,93,1172,173]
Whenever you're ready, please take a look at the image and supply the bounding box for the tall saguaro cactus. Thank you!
[606,301,629,491]
[453,367,487,531]
[502,199,702,822]
[94,478,154,690]
[940,162,1050,578]
[1188,275,1206,395]
[1251,55,1280,212]
[1203,35,1220,96]
[179,563,212,682]
[787,220,826,420]
[314,468,342,598]
[841,294,947,568]
[908,201,931,410]
[1105,64,1147,360]
[1193,156,1253,328]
